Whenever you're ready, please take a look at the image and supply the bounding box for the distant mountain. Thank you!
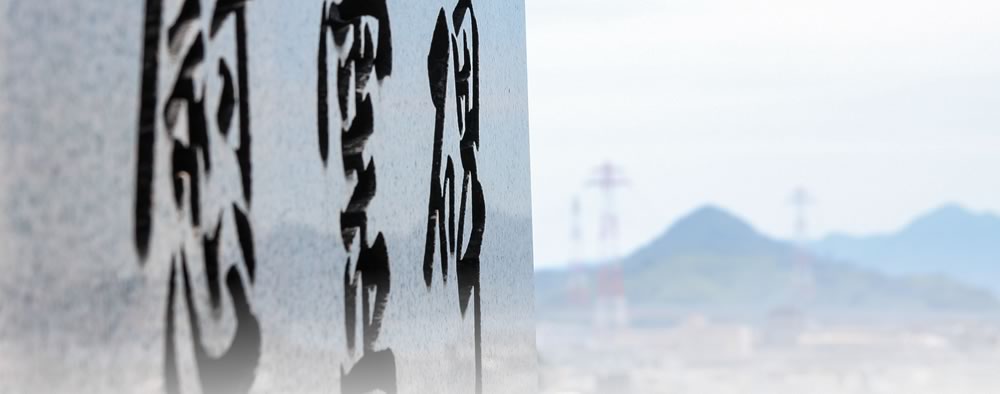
[626,206,783,268]
[536,205,1000,316]
[811,204,1000,294]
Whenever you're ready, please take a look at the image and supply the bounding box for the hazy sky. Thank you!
[525,0,1000,267]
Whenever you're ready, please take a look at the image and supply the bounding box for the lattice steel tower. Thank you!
[588,162,629,329]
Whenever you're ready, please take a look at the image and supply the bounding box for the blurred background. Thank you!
[525,0,1000,392]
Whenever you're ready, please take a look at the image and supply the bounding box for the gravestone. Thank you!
[0,1,535,393]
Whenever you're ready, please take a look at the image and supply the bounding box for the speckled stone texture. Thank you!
[0,1,535,393]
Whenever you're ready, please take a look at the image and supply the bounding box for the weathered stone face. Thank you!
[0,1,535,393]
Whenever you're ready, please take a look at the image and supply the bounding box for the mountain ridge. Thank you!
[536,204,1000,316]
[811,203,1000,294]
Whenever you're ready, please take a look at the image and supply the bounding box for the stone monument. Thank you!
[0,1,535,393]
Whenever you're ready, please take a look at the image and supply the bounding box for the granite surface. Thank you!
[0,1,535,393]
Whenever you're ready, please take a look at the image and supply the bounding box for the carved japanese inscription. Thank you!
[317,0,398,393]
[423,1,487,393]
[117,0,525,393]
[135,0,260,393]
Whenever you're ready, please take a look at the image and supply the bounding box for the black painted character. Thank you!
[317,1,397,393]
[423,1,486,393]
[135,0,260,393]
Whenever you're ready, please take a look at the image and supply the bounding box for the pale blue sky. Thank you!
[526,0,1000,268]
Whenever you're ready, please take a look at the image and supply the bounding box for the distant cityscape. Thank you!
[536,203,1000,393]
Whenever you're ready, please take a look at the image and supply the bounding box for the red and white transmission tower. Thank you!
[568,195,591,306]
[788,187,815,306]
[587,161,629,329]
